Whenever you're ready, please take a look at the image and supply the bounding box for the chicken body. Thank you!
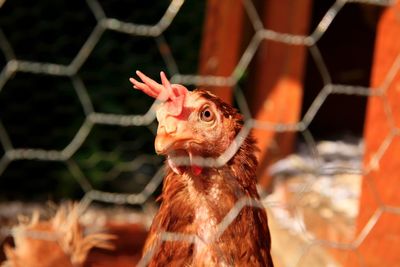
[130,72,273,266]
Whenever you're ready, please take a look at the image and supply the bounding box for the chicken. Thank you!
[2,203,115,267]
[130,71,274,266]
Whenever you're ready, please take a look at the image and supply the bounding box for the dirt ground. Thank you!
[266,174,361,267]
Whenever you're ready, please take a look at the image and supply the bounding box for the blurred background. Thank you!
[0,0,399,266]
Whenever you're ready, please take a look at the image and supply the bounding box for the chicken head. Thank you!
[130,71,241,176]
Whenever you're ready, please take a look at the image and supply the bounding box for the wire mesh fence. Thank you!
[0,0,399,266]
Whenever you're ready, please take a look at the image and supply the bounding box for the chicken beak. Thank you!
[155,134,178,155]
[155,125,204,175]
[155,133,203,175]
[154,117,193,154]
[155,132,193,154]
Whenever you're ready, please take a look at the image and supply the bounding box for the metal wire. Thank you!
[0,0,399,266]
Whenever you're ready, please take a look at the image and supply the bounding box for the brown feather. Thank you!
[143,89,273,267]
[2,203,115,267]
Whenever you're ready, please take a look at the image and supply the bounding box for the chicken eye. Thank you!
[200,107,214,122]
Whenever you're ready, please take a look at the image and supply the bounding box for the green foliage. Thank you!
[0,0,205,200]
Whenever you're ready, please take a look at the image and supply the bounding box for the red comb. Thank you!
[129,71,188,116]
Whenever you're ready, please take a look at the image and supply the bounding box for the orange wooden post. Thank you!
[198,0,245,103]
[246,0,312,189]
[346,2,400,266]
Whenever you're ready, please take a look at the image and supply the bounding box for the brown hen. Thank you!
[130,71,274,267]
[1,203,115,267]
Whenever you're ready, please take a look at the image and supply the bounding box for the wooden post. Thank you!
[346,2,400,266]
[198,0,245,103]
[246,0,312,189]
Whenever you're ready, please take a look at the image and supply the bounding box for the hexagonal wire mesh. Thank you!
[0,0,399,266]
